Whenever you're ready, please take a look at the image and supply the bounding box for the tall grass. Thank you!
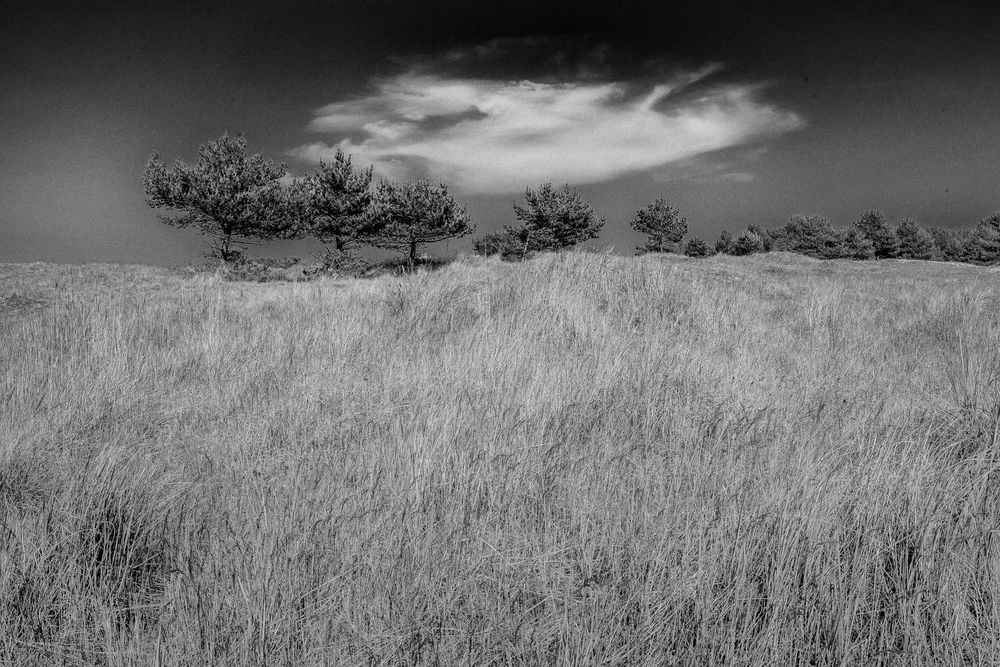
[2,252,1000,664]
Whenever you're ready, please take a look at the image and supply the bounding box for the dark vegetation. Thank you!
[142,134,1000,276]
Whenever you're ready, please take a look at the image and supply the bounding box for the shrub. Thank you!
[631,199,688,254]
[730,229,766,256]
[683,236,713,258]
[777,215,850,259]
[747,225,774,252]
[472,231,524,261]
[715,229,734,254]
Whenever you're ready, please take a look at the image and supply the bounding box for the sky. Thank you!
[1,0,999,265]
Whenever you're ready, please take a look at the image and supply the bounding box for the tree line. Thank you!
[143,134,1000,270]
[698,211,1000,263]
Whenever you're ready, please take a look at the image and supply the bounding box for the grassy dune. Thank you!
[2,252,1000,665]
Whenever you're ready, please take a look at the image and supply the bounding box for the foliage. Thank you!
[472,231,525,261]
[142,133,295,262]
[315,247,369,277]
[896,218,934,260]
[843,227,875,260]
[631,199,688,254]
[776,215,849,259]
[853,210,899,259]
[730,229,767,255]
[715,229,734,254]
[928,227,974,262]
[506,183,604,259]
[683,236,713,258]
[294,149,374,252]
[747,225,774,252]
[367,179,473,268]
[972,212,1000,263]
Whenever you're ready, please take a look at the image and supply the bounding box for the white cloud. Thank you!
[292,66,804,194]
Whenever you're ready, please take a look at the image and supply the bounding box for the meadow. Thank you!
[2,251,1000,665]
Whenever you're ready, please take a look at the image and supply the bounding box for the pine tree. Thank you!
[896,218,933,260]
[715,229,734,254]
[142,133,296,261]
[631,198,688,254]
[731,229,766,256]
[973,212,1000,263]
[779,215,849,259]
[683,236,713,258]
[853,209,899,259]
[844,227,875,259]
[296,149,374,253]
[367,179,473,269]
[507,183,604,258]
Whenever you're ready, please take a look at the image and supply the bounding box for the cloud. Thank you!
[292,49,804,194]
[653,148,766,184]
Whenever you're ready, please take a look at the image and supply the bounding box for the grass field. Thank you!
[2,251,1000,665]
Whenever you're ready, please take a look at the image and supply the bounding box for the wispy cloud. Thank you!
[653,147,768,184]
[292,44,804,194]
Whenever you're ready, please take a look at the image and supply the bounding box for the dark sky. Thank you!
[1,0,998,264]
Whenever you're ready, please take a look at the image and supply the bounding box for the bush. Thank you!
[730,230,766,256]
[473,230,534,261]
[747,225,774,252]
[683,236,713,258]
[224,256,313,282]
[715,230,734,254]
[776,215,850,259]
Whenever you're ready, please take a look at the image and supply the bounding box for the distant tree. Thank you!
[715,229,734,254]
[473,230,522,260]
[972,212,1000,263]
[507,183,604,258]
[295,149,375,254]
[853,210,899,259]
[367,179,473,269]
[929,226,973,262]
[896,218,934,259]
[631,198,688,254]
[747,225,774,252]
[683,236,713,258]
[844,227,875,260]
[142,133,296,261]
[731,229,766,256]
[778,215,849,259]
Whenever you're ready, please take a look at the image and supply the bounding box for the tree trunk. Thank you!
[220,233,233,262]
[408,240,417,272]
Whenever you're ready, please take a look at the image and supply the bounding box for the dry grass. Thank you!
[2,251,1000,665]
